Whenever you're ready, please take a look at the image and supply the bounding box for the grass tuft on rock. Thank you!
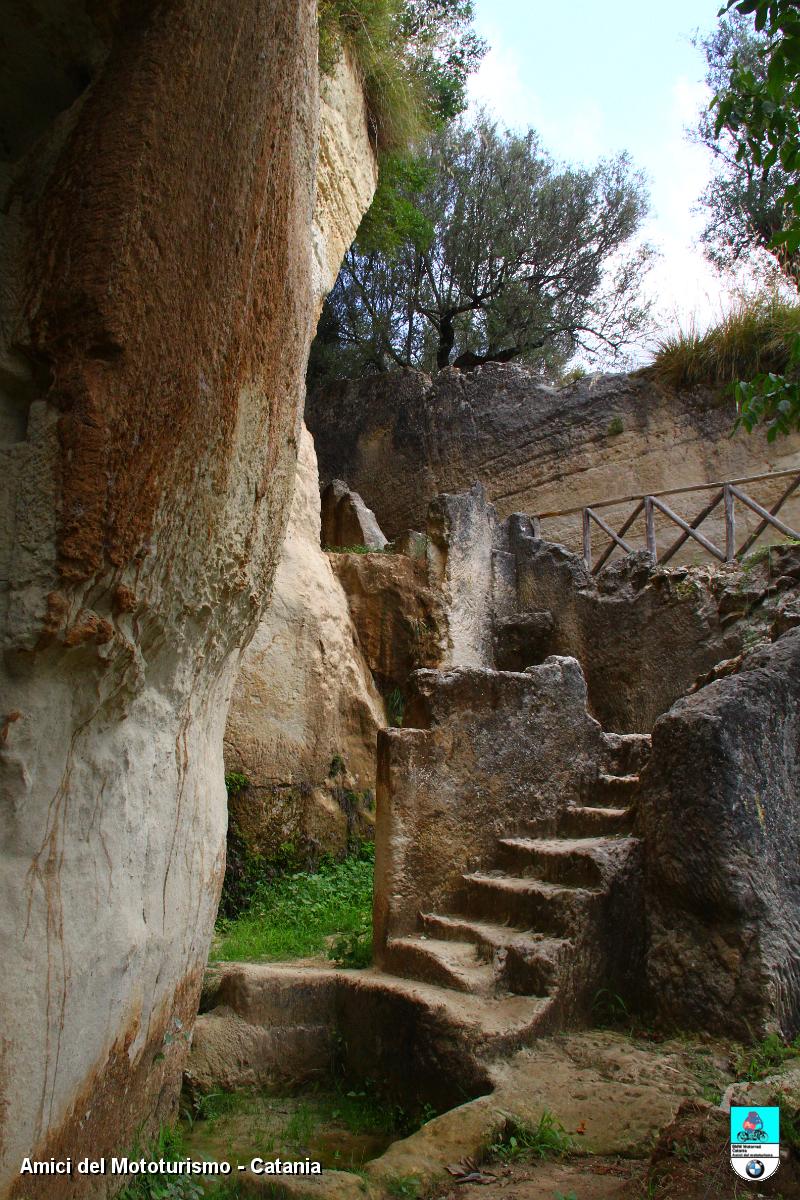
[651,294,800,390]
[318,0,428,152]
[488,1111,574,1162]
[211,842,374,964]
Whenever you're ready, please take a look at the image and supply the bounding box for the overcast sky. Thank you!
[467,0,742,361]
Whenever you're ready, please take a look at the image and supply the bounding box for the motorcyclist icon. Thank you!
[738,1111,768,1142]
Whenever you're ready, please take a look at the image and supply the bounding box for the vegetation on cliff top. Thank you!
[653,293,800,390]
[704,0,800,438]
[318,0,485,151]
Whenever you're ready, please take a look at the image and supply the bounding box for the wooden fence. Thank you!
[530,467,800,574]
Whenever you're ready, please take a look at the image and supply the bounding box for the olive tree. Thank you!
[310,117,653,381]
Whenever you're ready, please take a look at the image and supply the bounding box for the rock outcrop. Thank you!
[306,364,800,550]
[224,424,385,859]
[0,6,376,1192]
[331,548,447,695]
[321,478,388,550]
[639,628,800,1039]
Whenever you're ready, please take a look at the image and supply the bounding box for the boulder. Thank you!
[638,628,800,1038]
[321,478,388,549]
[330,549,447,694]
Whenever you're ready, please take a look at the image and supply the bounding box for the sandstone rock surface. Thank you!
[225,426,385,790]
[224,424,385,857]
[0,8,376,1192]
[639,628,800,1038]
[330,550,447,693]
[306,364,800,551]
[321,478,388,550]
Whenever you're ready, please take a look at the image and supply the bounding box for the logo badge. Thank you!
[730,1106,780,1181]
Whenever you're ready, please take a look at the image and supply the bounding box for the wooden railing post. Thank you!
[582,508,591,570]
[724,484,735,561]
[644,496,657,560]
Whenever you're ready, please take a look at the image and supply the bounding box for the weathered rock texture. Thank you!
[224,424,385,858]
[638,628,800,1039]
[0,6,376,1193]
[511,534,800,731]
[331,549,447,694]
[306,364,800,552]
[374,661,607,944]
[321,478,388,550]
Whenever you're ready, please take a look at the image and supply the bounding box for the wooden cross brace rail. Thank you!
[532,467,800,573]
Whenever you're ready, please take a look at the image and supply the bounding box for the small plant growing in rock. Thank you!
[488,1111,573,1161]
[607,415,624,436]
[224,771,249,795]
[733,1032,800,1082]
[385,1175,422,1199]
[592,987,630,1028]
[386,687,405,727]
[328,918,373,969]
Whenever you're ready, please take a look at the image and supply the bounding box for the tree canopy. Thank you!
[711,0,800,438]
[694,13,798,284]
[310,117,652,383]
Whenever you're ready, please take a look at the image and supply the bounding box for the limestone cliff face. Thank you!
[224,423,385,850]
[306,365,800,551]
[0,5,376,1193]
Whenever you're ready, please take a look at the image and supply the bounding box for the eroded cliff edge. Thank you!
[0,5,376,1193]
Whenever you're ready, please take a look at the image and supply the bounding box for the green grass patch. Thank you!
[211,843,374,964]
[488,1112,573,1162]
[116,1124,243,1200]
[652,294,800,390]
[733,1032,800,1082]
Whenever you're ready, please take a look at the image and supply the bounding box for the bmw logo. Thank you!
[746,1160,766,1179]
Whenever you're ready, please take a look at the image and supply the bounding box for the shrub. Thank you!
[652,294,800,390]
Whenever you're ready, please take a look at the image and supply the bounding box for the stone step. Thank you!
[419,912,535,955]
[385,936,497,996]
[590,772,640,807]
[496,835,635,887]
[371,965,562,1053]
[418,913,571,997]
[522,805,634,839]
[461,872,598,934]
[600,731,652,776]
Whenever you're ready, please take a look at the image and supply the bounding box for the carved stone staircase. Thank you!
[380,730,650,1051]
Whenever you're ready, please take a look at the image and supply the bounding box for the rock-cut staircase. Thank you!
[380,730,650,1053]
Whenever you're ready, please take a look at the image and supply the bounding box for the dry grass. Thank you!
[652,294,800,389]
[318,0,429,152]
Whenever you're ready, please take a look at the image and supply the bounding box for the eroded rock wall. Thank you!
[639,628,800,1039]
[0,6,376,1192]
[224,423,385,858]
[306,364,800,550]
